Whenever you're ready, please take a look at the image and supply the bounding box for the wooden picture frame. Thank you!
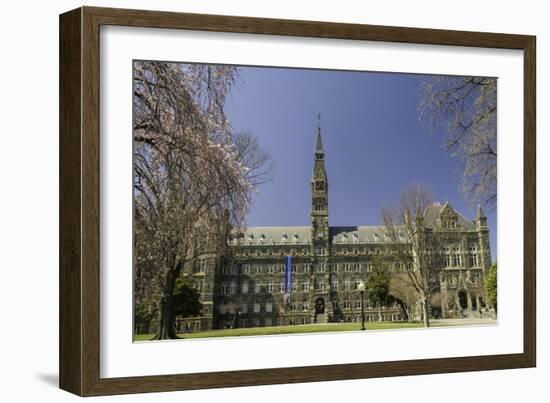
[59,6,536,396]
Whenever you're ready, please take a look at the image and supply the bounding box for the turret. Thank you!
[475,205,487,229]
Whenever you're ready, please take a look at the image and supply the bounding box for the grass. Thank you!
[134,321,423,342]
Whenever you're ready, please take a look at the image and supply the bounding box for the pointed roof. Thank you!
[476,204,486,219]
[316,127,324,153]
[423,202,476,230]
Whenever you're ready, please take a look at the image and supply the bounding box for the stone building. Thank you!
[178,126,493,331]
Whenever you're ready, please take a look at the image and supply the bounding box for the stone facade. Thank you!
[178,127,493,331]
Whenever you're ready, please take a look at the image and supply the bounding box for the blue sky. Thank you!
[224,66,497,260]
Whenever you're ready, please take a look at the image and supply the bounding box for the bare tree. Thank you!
[233,131,274,187]
[419,76,497,208]
[133,61,271,339]
[382,183,445,327]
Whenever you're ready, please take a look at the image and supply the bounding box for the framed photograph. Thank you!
[59,6,536,396]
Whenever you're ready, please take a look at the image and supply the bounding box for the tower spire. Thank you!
[316,113,323,153]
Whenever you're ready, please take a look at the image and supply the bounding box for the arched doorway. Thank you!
[458,290,468,310]
[315,297,326,323]
[315,297,325,314]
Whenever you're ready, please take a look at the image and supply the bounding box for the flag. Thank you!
[284,255,292,295]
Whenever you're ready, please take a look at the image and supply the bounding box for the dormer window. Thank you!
[282,234,288,243]
[293,234,299,243]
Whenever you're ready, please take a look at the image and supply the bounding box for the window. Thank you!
[255,282,262,293]
[198,258,207,273]
[353,263,360,272]
[355,300,362,309]
[452,253,461,267]
[318,264,326,272]
[343,263,350,272]
[266,302,273,312]
[229,281,237,295]
[253,302,260,313]
[303,302,309,311]
[366,263,373,272]
[354,280,361,290]
[267,281,273,293]
[331,279,338,291]
[241,281,249,294]
[444,255,451,267]
[243,264,251,274]
[343,300,351,309]
[303,281,310,292]
[241,303,248,313]
[344,279,352,291]
[316,280,325,290]
[221,282,229,294]
[469,253,479,267]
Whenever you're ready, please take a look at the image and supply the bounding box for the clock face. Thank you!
[315,181,325,190]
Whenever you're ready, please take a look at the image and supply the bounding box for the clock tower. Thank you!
[311,117,329,243]
[310,115,332,323]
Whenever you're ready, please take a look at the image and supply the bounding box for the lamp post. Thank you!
[358,280,366,331]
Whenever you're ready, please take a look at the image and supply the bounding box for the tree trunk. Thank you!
[395,298,409,322]
[155,261,183,340]
[422,298,430,327]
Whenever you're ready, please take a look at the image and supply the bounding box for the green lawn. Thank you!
[134,321,423,342]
